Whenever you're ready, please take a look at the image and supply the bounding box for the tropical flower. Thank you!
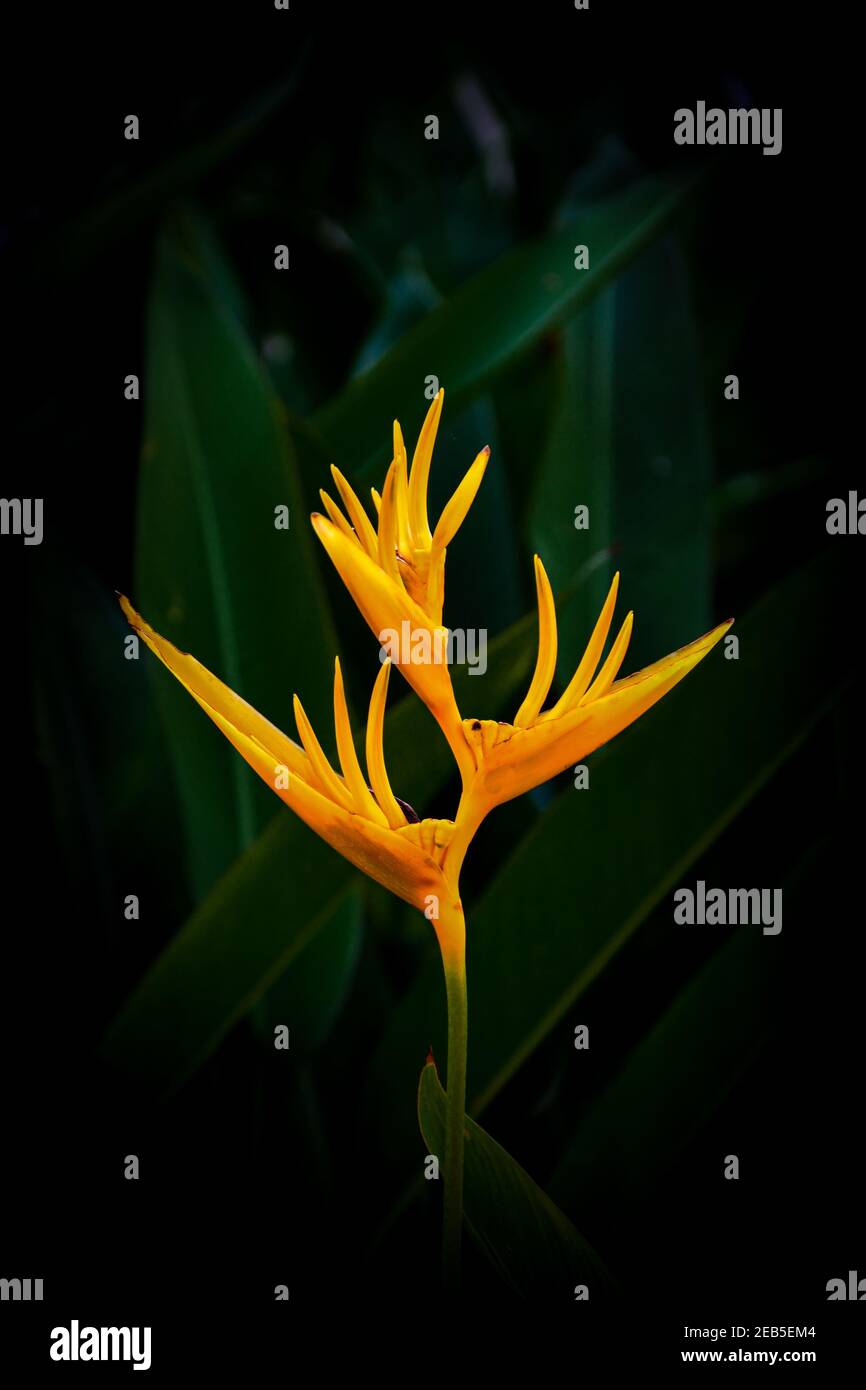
[318,389,488,628]
[451,563,732,834]
[313,389,487,778]
[121,388,732,1292]
[118,597,465,965]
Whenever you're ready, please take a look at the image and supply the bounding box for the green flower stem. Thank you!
[443,944,468,1292]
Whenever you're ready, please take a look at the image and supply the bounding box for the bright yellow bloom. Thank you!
[313,389,487,780]
[119,597,465,964]
[449,563,732,846]
[319,388,488,628]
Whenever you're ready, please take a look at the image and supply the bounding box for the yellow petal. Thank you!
[311,513,473,781]
[579,611,634,705]
[543,571,620,720]
[332,657,389,826]
[479,618,733,809]
[376,461,405,588]
[407,389,443,548]
[118,595,310,782]
[514,555,558,728]
[392,419,413,555]
[431,446,490,554]
[425,550,446,627]
[211,702,447,909]
[366,660,408,829]
[330,465,379,557]
[293,693,356,812]
[119,597,451,916]
[370,487,382,515]
[319,489,357,544]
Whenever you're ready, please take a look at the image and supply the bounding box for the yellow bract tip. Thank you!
[332,660,388,826]
[431,445,490,556]
[514,555,558,728]
[547,570,621,719]
[366,660,408,830]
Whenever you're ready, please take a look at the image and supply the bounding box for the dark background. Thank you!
[1,1,862,1367]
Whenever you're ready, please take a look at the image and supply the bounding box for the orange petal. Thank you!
[579,611,634,705]
[407,389,443,548]
[543,571,620,720]
[479,618,733,808]
[514,555,558,728]
[119,595,309,783]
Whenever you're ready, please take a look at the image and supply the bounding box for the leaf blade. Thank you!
[418,1059,612,1298]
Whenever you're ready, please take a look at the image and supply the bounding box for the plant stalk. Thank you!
[442,944,468,1293]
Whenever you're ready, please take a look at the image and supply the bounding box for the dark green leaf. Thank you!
[549,928,774,1211]
[528,233,712,680]
[135,218,338,898]
[254,886,364,1057]
[549,840,828,1215]
[100,814,355,1098]
[418,1059,613,1298]
[313,178,692,481]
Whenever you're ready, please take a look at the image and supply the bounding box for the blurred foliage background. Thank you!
[3,10,861,1312]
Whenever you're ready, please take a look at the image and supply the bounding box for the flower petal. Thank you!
[376,461,405,588]
[293,693,355,811]
[366,660,409,830]
[319,489,358,544]
[579,610,633,705]
[431,445,490,554]
[311,512,471,776]
[330,465,379,557]
[392,419,413,555]
[478,618,733,808]
[542,571,620,720]
[118,595,310,782]
[119,597,445,912]
[209,699,447,909]
[407,389,443,548]
[514,555,558,728]
[332,657,389,826]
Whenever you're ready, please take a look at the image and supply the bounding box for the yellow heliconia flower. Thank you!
[451,561,733,835]
[319,388,488,628]
[118,597,465,964]
[313,389,488,780]
[120,389,734,1292]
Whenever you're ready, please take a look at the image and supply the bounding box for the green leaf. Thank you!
[528,232,712,680]
[254,886,364,1057]
[32,562,186,931]
[528,304,615,684]
[607,236,712,664]
[549,839,828,1217]
[366,548,850,1176]
[418,1060,613,1298]
[100,814,355,1098]
[135,215,338,899]
[549,928,774,1212]
[313,178,692,481]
